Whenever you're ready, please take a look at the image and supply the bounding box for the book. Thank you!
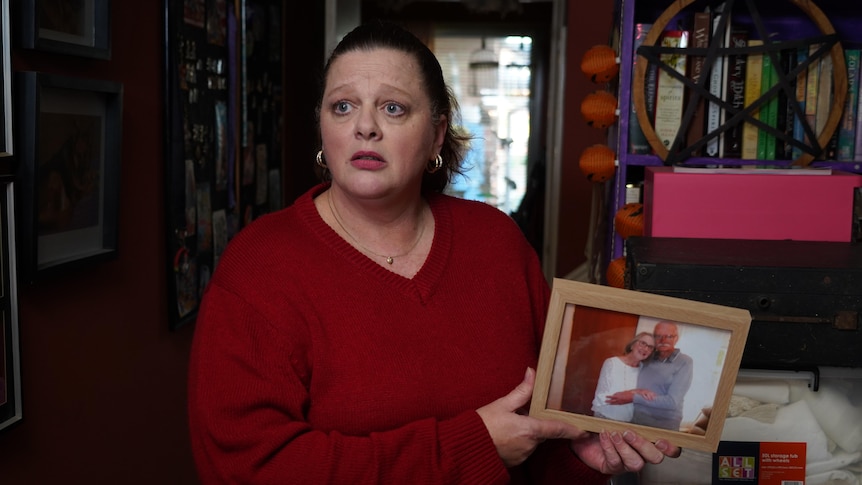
[775,48,796,159]
[814,52,833,158]
[705,2,728,157]
[838,48,860,161]
[804,43,822,154]
[792,46,809,160]
[654,29,689,152]
[685,11,712,155]
[741,39,763,159]
[757,48,777,160]
[722,29,748,158]
[629,23,654,154]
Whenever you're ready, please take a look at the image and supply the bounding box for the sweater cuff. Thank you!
[437,411,510,485]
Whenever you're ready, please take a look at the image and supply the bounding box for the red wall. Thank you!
[0,3,199,483]
[556,0,615,277]
[0,1,615,482]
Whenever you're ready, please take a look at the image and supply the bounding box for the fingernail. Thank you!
[655,440,668,451]
[611,431,623,444]
[623,430,635,442]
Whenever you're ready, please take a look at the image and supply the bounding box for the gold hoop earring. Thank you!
[316,150,327,168]
[427,154,443,173]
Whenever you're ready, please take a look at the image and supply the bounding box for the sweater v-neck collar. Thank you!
[301,183,450,304]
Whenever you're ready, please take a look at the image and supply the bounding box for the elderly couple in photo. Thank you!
[592,321,694,431]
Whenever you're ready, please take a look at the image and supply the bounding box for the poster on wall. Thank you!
[164,0,283,330]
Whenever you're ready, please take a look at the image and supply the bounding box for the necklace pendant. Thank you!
[386,256,394,264]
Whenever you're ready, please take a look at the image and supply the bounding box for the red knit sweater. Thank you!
[188,183,608,484]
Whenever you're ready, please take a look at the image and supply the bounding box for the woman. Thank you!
[188,20,679,484]
[592,332,657,422]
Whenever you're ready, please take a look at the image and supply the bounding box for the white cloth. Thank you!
[591,356,641,422]
[789,381,862,453]
[732,379,791,404]
[721,399,831,463]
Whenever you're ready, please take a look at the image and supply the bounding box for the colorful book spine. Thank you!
[757,49,777,160]
[741,40,763,159]
[722,29,748,158]
[775,48,795,160]
[705,2,728,157]
[654,30,689,152]
[804,43,822,153]
[792,46,809,160]
[685,11,711,155]
[629,23,654,155]
[838,48,860,161]
[814,52,833,159]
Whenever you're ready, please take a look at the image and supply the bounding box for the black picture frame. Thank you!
[0,0,12,157]
[17,0,111,60]
[0,177,22,432]
[15,72,123,282]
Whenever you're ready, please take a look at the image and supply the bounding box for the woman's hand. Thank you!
[571,429,682,475]
[477,368,589,467]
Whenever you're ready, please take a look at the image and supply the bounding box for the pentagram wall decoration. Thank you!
[632,0,847,166]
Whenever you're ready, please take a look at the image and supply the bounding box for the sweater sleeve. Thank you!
[188,283,511,485]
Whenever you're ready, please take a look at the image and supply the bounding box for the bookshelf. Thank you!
[605,0,862,273]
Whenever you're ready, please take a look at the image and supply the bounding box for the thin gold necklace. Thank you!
[327,192,426,265]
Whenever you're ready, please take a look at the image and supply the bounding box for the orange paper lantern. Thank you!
[614,202,644,239]
[578,144,616,182]
[606,257,627,288]
[581,45,620,83]
[581,91,618,129]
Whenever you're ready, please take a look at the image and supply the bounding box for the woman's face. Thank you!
[320,47,446,200]
[633,335,655,361]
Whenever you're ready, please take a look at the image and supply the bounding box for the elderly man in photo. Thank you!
[606,321,693,431]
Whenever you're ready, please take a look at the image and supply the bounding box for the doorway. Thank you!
[434,35,533,215]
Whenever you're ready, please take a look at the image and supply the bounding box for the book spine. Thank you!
[629,23,654,155]
[764,51,779,160]
[741,40,763,159]
[685,12,711,155]
[722,29,748,158]
[792,47,809,160]
[804,43,821,154]
[814,53,833,159]
[838,48,860,161]
[757,50,775,160]
[705,3,727,157]
[775,48,794,159]
[654,30,689,152]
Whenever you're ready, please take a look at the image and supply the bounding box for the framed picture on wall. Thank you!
[0,0,11,158]
[15,72,123,281]
[0,177,22,432]
[529,279,751,453]
[18,0,111,60]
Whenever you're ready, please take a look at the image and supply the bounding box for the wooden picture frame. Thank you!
[0,177,20,431]
[0,0,11,157]
[530,279,751,453]
[18,0,111,60]
[15,72,123,281]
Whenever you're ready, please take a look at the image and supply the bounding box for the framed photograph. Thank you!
[15,72,123,281]
[0,177,22,431]
[530,279,751,453]
[18,0,111,60]
[0,0,11,159]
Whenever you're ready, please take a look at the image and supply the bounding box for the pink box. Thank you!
[643,167,862,242]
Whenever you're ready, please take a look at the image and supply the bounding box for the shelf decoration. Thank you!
[632,0,847,166]
[614,202,644,239]
[605,256,627,288]
[578,144,617,182]
[581,90,619,129]
[581,44,620,83]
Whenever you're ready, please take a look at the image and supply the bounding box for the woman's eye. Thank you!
[384,103,405,115]
[334,101,351,114]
